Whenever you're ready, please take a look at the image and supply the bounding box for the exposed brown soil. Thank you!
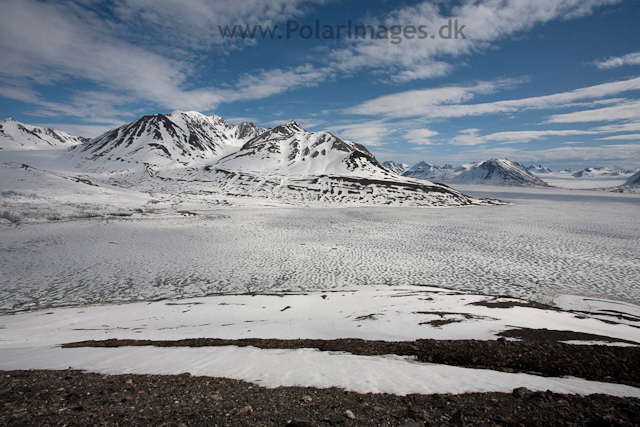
[62,335,640,387]
[2,370,639,426]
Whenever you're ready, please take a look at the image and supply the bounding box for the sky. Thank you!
[1,0,639,170]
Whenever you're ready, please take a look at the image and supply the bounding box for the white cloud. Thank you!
[110,0,327,50]
[594,51,640,69]
[35,123,126,139]
[450,128,484,146]
[0,85,136,123]
[449,129,597,146]
[388,63,454,84]
[347,77,640,119]
[491,130,597,144]
[327,121,397,146]
[330,0,621,83]
[404,128,439,145]
[598,134,640,141]
[0,0,331,120]
[0,1,190,103]
[0,0,629,129]
[547,100,640,123]
[345,78,525,117]
[231,65,332,101]
[440,143,640,169]
[593,121,640,133]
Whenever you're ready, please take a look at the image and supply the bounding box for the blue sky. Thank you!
[1,0,639,169]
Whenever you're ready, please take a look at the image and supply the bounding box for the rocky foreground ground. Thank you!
[2,369,640,426]
[4,334,640,425]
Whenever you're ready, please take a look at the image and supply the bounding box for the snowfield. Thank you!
[1,285,639,397]
[2,285,638,347]
[1,186,639,313]
[2,345,640,398]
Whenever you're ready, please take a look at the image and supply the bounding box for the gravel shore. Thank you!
[2,370,639,426]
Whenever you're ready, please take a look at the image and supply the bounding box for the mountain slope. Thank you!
[216,121,394,178]
[608,170,640,193]
[625,170,640,186]
[184,168,496,207]
[382,161,410,175]
[67,111,265,173]
[0,118,88,150]
[191,122,498,206]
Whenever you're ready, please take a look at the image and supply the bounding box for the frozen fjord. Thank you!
[1,186,639,313]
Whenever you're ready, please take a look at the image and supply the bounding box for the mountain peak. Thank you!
[216,120,388,177]
[414,161,435,168]
[68,111,264,171]
[400,158,548,186]
[276,120,305,133]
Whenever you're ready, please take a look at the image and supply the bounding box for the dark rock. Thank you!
[451,409,464,426]
[323,415,348,424]
[287,420,316,427]
[513,387,533,399]
[233,405,253,416]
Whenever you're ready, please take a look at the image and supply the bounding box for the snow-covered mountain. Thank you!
[625,170,640,186]
[403,162,443,176]
[382,161,410,175]
[607,170,640,194]
[402,162,461,182]
[0,118,88,150]
[216,121,394,178]
[395,159,548,186]
[187,121,493,206]
[572,167,630,178]
[527,165,553,174]
[451,159,549,186]
[1,113,501,208]
[67,111,266,173]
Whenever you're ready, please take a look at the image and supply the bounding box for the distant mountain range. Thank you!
[381,159,638,190]
[4,113,636,207]
[384,159,548,187]
[381,161,410,175]
[1,114,498,208]
[570,167,633,178]
[526,165,553,174]
[0,118,89,149]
